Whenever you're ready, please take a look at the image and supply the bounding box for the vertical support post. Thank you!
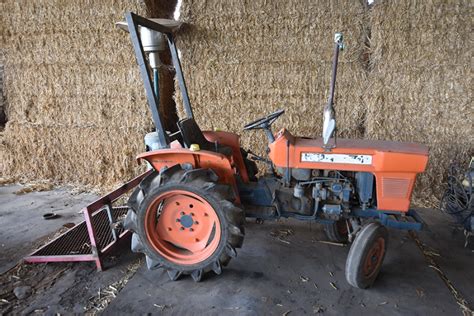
[153,68,160,105]
[166,34,194,119]
[285,139,291,186]
[322,33,344,150]
[105,204,118,241]
[125,12,169,148]
[328,42,340,108]
[83,207,103,271]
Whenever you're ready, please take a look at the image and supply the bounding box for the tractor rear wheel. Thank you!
[124,165,245,282]
[324,219,350,243]
[345,222,388,289]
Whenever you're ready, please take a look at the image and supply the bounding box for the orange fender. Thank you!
[137,149,240,202]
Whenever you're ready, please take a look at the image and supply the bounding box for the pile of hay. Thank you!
[0,0,176,189]
[0,63,4,127]
[177,0,472,205]
[1,0,471,207]
[176,0,369,154]
[0,47,4,127]
[367,0,473,204]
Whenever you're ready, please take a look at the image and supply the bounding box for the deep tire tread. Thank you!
[127,164,245,282]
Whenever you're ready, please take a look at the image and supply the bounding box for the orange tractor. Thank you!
[119,13,429,289]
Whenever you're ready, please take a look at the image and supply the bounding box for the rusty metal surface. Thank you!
[27,207,129,257]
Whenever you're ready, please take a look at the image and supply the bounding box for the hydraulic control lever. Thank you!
[322,32,344,150]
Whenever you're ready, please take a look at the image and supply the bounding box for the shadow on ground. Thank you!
[0,185,472,315]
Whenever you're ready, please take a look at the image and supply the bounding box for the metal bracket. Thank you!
[123,12,194,150]
[352,208,425,231]
[104,203,118,241]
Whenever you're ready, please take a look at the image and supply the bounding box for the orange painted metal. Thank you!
[144,131,250,183]
[203,131,251,182]
[144,190,221,265]
[137,149,240,202]
[268,129,429,212]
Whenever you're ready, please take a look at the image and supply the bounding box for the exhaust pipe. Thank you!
[322,32,344,150]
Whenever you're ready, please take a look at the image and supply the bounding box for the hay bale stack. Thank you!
[2,0,470,206]
[0,0,176,188]
[367,0,473,203]
[0,45,4,127]
[0,63,4,127]
[176,0,368,153]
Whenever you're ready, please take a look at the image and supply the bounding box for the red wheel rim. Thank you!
[144,190,221,265]
[363,237,385,278]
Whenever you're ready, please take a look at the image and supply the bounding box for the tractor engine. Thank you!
[310,176,353,218]
[274,169,375,219]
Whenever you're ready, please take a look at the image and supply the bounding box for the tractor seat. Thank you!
[177,118,233,156]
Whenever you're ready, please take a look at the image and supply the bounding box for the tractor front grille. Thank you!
[381,178,410,198]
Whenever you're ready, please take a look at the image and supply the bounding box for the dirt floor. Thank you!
[0,184,473,315]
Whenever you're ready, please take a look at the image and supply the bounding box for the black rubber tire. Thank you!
[345,222,388,289]
[124,165,245,282]
[324,219,350,243]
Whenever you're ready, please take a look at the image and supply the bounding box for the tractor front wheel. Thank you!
[124,165,245,282]
[345,222,388,289]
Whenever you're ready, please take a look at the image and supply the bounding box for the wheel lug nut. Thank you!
[180,227,184,231]
[176,218,180,222]
[189,228,194,232]
[195,238,200,242]
[194,221,199,225]
[190,212,195,216]
[204,213,208,217]
[180,212,185,215]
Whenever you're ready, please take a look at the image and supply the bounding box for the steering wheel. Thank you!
[243,109,285,130]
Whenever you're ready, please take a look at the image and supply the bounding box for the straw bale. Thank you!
[0,63,4,127]
[2,122,147,189]
[0,0,178,188]
[0,41,4,127]
[367,0,473,204]
[176,0,368,153]
[2,0,470,208]
[145,0,177,18]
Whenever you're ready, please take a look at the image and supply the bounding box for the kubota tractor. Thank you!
[118,13,429,289]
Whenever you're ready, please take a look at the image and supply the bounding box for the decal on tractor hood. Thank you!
[301,153,372,165]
